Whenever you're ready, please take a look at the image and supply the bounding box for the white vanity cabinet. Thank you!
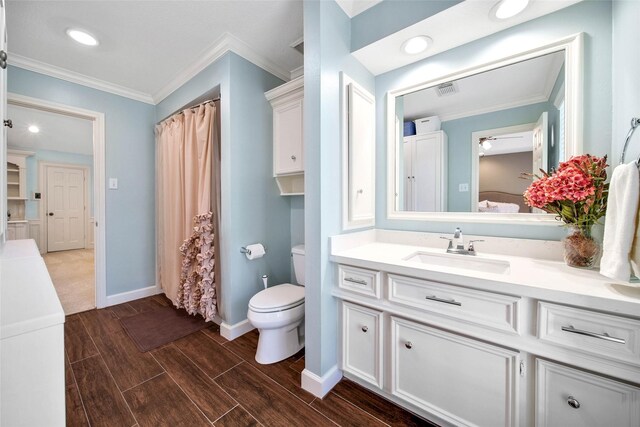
[535,359,640,427]
[402,131,447,212]
[7,220,27,240]
[265,76,304,195]
[341,302,383,388]
[392,317,519,427]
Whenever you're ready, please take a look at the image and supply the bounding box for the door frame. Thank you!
[470,122,536,212]
[8,93,107,308]
[40,162,90,253]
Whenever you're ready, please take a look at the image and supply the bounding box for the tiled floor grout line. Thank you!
[68,351,100,365]
[147,351,214,424]
[210,403,239,423]
[171,343,240,404]
[120,371,166,394]
[77,311,143,427]
[66,349,93,427]
[331,391,392,427]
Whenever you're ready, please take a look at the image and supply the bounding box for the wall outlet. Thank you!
[109,178,118,190]
[459,183,469,192]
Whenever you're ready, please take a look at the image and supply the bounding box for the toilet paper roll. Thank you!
[245,243,266,260]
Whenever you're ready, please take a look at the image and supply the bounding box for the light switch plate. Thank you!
[459,183,469,192]
[109,178,118,190]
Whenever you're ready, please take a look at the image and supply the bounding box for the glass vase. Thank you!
[563,226,599,268]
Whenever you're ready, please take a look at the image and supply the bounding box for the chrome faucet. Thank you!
[441,228,484,255]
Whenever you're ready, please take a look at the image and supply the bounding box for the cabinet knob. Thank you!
[361,326,368,333]
[567,396,580,409]
[291,155,297,161]
[357,189,363,194]
[405,341,413,349]
[48,212,54,216]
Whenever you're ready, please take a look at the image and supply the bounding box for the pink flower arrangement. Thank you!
[523,154,609,232]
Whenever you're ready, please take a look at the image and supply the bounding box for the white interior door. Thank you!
[414,133,442,212]
[403,139,413,211]
[532,111,549,174]
[47,166,85,252]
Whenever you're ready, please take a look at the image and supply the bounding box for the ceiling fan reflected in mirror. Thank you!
[479,135,523,150]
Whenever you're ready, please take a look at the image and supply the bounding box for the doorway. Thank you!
[7,93,106,312]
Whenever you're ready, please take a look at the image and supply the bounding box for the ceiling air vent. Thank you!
[436,82,457,97]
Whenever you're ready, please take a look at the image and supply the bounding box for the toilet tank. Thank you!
[291,245,305,285]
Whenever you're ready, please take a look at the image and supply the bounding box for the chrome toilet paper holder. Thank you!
[240,245,266,255]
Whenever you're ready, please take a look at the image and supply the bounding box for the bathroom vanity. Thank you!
[331,229,640,427]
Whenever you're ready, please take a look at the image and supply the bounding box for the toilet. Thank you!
[247,245,305,364]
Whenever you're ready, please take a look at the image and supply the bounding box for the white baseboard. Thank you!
[301,365,343,398]
[105,285,161,306]
[220,319,255,341]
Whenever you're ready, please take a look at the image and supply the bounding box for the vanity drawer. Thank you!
[338,265,381,298]
[535,359,640,427]
[388,274,520,334]
[538,302,640,366]
[341,302,383,388]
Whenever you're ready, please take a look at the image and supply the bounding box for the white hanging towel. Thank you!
[600,161,640,281]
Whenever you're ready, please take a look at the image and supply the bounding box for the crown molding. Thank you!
[9,53,155,104]
[151,32,291,104]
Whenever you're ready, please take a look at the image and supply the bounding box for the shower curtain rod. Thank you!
[157,97,220,125]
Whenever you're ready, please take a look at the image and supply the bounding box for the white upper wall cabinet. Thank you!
[265,76,304,196]
[342,73,375,230]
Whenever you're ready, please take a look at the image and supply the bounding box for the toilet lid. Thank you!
[249,284,304,313]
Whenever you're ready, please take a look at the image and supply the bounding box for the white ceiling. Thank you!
[353,0,582,76]
[7,104,93,156]
[335,0,383,18]
[403,50,564,122]
[6,1,304,104]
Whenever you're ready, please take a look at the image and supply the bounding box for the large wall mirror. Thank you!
[387,34,583,224]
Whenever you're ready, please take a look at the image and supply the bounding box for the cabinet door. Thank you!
[403,138,414,211]
[413,133,443,212]
[14,223,27,239]
[347,82,375,226]
[342,302,383,388]
[273,98,303,175]
[6,224,16,240]
[536,359,640,427]
[391,317,519,427]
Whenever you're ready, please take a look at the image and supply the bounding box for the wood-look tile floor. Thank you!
[65,295,435,427]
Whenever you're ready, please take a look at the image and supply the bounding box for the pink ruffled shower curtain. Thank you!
[155,101,221,320]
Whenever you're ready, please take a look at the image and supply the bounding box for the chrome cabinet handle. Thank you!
[344,277,367,286]
[361,326,368,333]
[567,396,580,409]
[291,155,297,160]
[561,326,626,344]
[425,295,462,306]
[405,341,413,349]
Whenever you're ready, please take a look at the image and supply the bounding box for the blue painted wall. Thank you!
[350,0,463,51]
[8,66,156,296]
[304,0,375,377]
[156,52,289,325]
[373,1,612,240]
[612,1,640,164]
[21,149,94,219]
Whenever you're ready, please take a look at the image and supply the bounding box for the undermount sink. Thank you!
[403,251,511,275]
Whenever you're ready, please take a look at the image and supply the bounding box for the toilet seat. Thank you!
[248,283,304,313]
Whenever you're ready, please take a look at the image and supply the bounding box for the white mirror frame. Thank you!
[386,33,584,225]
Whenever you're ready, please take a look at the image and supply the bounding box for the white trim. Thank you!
[220,319,255,341]
[105,285,161,307]
[301,365,343,398]
[8,93,109,308]
[553,82,566,109]
[470,123,537,212]
[290,65,304,80]
[9,54,154,104]
[152,32,290,103]
[386,33,584,226]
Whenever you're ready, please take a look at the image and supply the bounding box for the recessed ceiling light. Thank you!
[28,125,40,134]
[491,0,530,20]
[401,36,432,55]
[66,28,99,46]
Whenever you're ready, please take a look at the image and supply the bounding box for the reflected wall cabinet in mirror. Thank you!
[386,33,584,225]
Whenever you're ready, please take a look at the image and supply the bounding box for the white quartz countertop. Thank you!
[0,240,64,339]
[331,230,640,317]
